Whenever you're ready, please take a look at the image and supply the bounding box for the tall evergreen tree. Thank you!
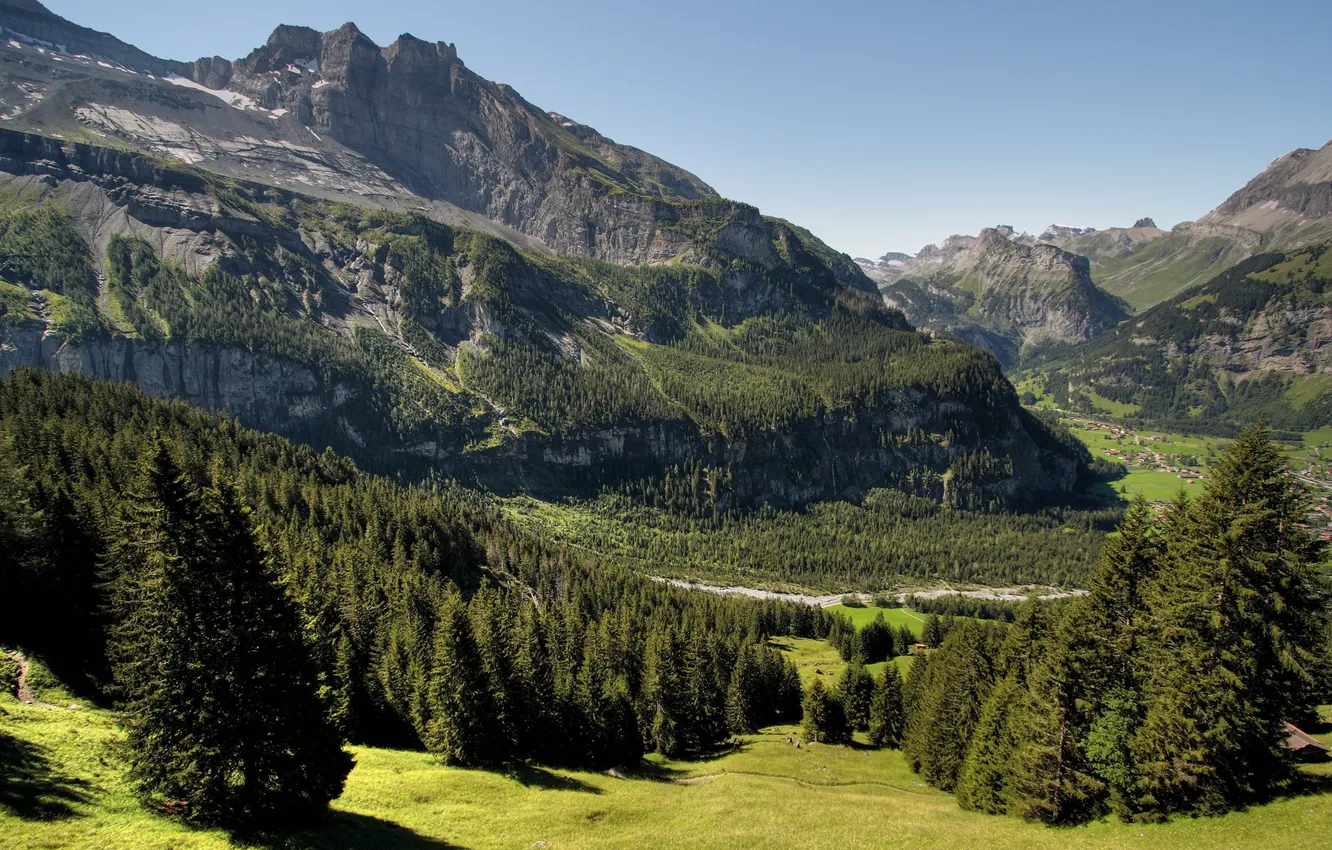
[107,445,351,828]
[838,654,875,731]
[1006,602,1105,824]
[954,675,1024,814]
[425,588,501,766]
[726,645,760,734]
[801,678,849,744]
[1133,425,1327,815]
[922,614,943,648]
[868,662,906,748]
[903,621,1004,791]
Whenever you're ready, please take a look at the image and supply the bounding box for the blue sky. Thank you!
[46,0,1332,258]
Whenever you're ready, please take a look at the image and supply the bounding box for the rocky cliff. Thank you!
[0,2,757,267]
[858,226,1127,366]
[0,128,1085,509]
[1022,247,1332,432]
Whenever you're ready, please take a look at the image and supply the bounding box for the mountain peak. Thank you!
[1132,217,1157,229]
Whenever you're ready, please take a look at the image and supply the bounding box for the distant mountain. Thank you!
[0,4,1088,510]
[0,2,727,264]
[1038,143,1332,311]
[1024,244,1332,434]
[857,226,1128,367]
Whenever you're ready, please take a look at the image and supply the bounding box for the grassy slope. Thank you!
[824,604,925,633]
[3,680,1330,850]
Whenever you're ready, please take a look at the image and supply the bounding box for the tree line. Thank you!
[891,426,1332,822]
[0,369,829,829]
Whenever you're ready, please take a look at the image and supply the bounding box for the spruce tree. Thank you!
[801,678,849,744]
[726,645,760,734]
[954,675,1024,814]
[643,627,684,756]
[838,654,875,731]
[903,621,1003,791]
[1007,603,1104,824]
[868,662,906,748]
[893,625,914,658]
[1133,424,1326,815]
[922,614,943,648]
[107,445,351,828]
[425,588,501,766]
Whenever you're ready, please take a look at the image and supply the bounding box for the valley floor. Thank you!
[3,663,1330,850]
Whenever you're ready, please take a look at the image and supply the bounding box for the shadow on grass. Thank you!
[502,763,603,794]
[0,728,93,820]
[251,811,460,850]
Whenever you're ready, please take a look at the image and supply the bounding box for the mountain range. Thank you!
[858,139,1332,393]
[0,2,1087,510]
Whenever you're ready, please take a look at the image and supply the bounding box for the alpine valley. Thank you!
[0,0,1085,511]
[2,4,1331,850]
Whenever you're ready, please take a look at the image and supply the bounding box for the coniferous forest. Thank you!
[0,370,816,827]
[3,368,1328,836]
[1,3,1332,847]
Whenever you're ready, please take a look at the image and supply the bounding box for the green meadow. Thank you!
[3,662,1329,850]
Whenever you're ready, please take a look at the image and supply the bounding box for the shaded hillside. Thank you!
[0,129,1086,509]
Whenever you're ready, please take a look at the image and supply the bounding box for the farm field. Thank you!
[2,677,1329,850]
[824,604,926,633]
[1052,410,1332,503]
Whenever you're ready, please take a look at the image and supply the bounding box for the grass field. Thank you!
[824,604,925,634]
[3,674,1330,850]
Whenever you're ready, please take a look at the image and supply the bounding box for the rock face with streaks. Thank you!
[0,3,736,265]
[857,227,1127,366]
[0,5,1091,510]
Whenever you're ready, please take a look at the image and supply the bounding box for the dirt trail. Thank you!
[4,650,77,710]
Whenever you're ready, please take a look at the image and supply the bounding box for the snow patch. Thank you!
[269,108,289,119]
[293,56,319,73]
[312,79,330,89]
[1260,200,1281,211]
[7,41,21,50]
[163,74,260,111]
[96,60,113,68]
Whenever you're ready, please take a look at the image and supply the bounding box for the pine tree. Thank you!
[1132,424,1326,815]
[643,627,684,756]
[903,621,1003,791]
[868,662,906,748]
[1079,496,1158,819]
[893,625,914,658]
[801,678,849,744]
[726,645,760,734]
[107,445,351,827]
[838,654,875,731]
[922,614,943,648]
[955,675,1024,814]
[425,588,501,766]
[1007,602,1105,824]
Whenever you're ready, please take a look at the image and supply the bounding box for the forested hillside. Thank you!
[0,131,1087,509]
[1023,245,1332,435]
[898,429,1332,823]
[0,369,825,801]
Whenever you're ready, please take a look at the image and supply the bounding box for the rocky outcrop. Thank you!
[0,322,347,433]
[859,226,1127,364]
[0,4,753,267]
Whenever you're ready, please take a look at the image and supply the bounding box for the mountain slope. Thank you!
[0,2,724,264]
[0,128,1086,508]
[1023,244,1332,433]
[858,226,1128,366]
[1039,142,1332,311]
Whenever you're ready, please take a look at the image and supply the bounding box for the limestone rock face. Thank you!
[858,226,1127,365]
[0,4,739,266]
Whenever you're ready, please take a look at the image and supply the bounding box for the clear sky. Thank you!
[43,0,1332,258]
